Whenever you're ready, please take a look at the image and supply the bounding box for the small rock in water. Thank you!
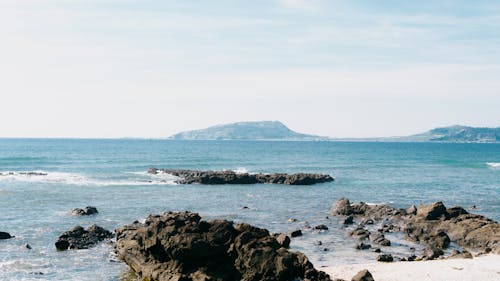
[376,254,393,262]
[371,233,391,246]
[71,206,99,216]
[25,244,32,250]
[0,231,12,240]
[351,269,374,281]
[241,206,249,209]
[314,224,329,230]
[288,218,298,222]
[290,229,303,238]
[372,248,381,253]
[355,243,371,250]
[314,240,323,246]
[55,224,112,251]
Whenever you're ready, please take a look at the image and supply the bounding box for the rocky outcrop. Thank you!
[70,206,98,216]
[331,198,500,257]
[55,225,112,251]
[0,231,12,240]
[115,211,331,281]
[148,168,334,185]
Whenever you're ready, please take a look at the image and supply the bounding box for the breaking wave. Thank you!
[0,171,178,186]
[486,162,500,169]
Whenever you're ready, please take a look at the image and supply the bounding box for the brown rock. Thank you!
[351,269,374,281]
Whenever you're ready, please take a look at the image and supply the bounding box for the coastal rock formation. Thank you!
[148,168,334,185]
[330,198,500,256]
[0,231,13,239]
[55,225,112,251]
[115,211,331,281]
[70,206,98,216]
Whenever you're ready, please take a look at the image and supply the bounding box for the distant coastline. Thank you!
[168,121,500,143]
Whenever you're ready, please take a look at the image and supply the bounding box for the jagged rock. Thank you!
[360,219,373,225]
[314,225,329,230]
[406,205,417,215]
[55,225,112,251]
[416,202,449,220]
[428,231,450,249]
[148,168,334,185]
[351,269,374,281]
[115,211,331,281]
[275,233,291,248]
[330,198,352,216]
[376,254,393,262]
[370,233,391,246]
[0,231,12,240]
[348,227,370,240]
[447,206,468,218]
[71,206,98,216]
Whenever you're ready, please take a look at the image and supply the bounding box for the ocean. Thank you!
[0,139,499,280]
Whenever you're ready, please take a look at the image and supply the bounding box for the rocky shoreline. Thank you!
[2,198,498,280]
[147,168,334,185]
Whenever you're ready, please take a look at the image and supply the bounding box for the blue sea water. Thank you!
[0,139,499,280]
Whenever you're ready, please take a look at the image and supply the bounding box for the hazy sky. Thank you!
[1,0,499,138]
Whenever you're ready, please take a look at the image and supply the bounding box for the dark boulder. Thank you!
[290,229,303,238]
[115,211,331,281]
[343,215,354,225]
[71,206,99,216]
[355,243,371,250]
[376,254,393,262]
[348,227,370,240]
[314,225,329,230]
[351,269,374,281]
[0,231,12,240]
[55,225,112,251]
[447,206,468,218]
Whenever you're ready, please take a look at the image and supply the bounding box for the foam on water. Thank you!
[486,162,500,168]
[0,171,178,186]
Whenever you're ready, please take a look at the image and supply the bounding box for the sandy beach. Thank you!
[323,254,500,281]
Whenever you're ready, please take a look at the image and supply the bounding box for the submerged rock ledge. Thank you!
[148,168,334,185]
[115,211,332,281]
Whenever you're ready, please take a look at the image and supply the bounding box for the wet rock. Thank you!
[275,233,291,248]
[447,206,468,218]
[331,198,352,216]
[360,219,374,225]
[314,225,329,230]
[25,244,32,250]
[343,215,354,225]
[371,233,391,246]
[416,202,449,220]
[288,218,298,222]
[115,211,332,281]
[376,254,393,262]
[351,269,374,281]
[448,250,473,259]
[348,227,370,240]
[0,231,12,240]
[406,255,417,261]
[71,206,98,216]
[422,247,444,260]
[355,243,371,250]
[372,248,381,253]
[290,229,303,237]
[314,241,323,246]
[429,231,450,249]
[55,225,112,251]
[149,168,334,185]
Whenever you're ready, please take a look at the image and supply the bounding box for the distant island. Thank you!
[169,122,499,143]
[168,121,327,140]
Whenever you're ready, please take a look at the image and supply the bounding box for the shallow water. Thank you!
[0,139,499,280]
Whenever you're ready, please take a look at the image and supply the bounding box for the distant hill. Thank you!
[169,121,327,140]
[406,125,500,143]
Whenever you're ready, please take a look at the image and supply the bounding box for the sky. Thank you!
[0,0,499,138]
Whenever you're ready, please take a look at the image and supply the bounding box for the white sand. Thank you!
[323,254,500,281]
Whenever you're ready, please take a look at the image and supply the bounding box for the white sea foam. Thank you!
[486,162,500,168]
[233,167,249,174]
[0,171,178,186]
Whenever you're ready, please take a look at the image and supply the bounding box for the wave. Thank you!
[486,162,500,168]
[0,171,178,186]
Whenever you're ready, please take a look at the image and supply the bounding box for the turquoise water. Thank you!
[0,139,499,280]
